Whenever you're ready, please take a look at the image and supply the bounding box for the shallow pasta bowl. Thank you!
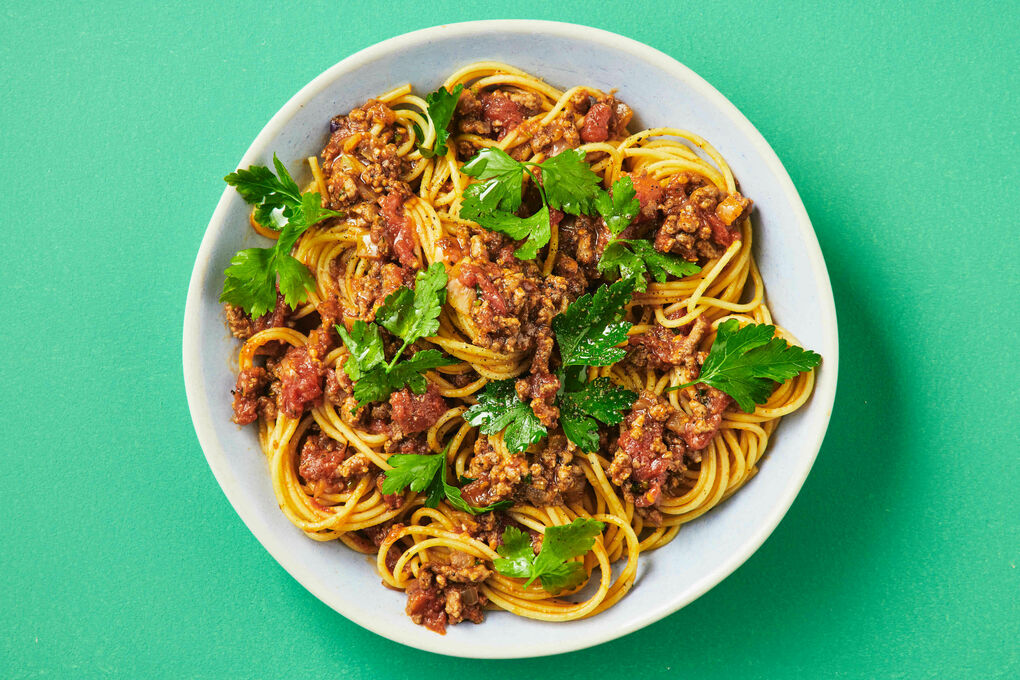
[183,20,838,658]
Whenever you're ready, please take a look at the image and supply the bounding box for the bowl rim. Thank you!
[183,19,839,658]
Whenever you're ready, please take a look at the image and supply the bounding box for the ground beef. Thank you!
[609,371,731,508]
[517,113,581,158]
[627,316,710,373]
[276,345,325,418]
[652,178,750,261]
[553,254,588,299]
[389,384,448,437]
[460,436,529,507]
[677,386,731,451]
[608,392,687,508]
[405,554,491,634]
[298,432,352,493]
[321,100,407,210]
[454,89,490,137]
[225,293,291,341]
[447,226,571,353]
[383,431,431,456]
[556,213,608,279]
[515,328,560,427]
[449,511,544,554]
[231,367,269,425]
[477,88,542,140]
[350,260,414,319]
[324,366,358,415]
[521,432,586,506]
[449,510,511,551]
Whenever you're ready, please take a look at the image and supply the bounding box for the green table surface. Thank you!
[3,1,1017,677]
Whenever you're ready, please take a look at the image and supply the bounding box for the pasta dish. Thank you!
[219,62,820,634]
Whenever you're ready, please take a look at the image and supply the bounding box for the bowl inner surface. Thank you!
[184,20,837,658]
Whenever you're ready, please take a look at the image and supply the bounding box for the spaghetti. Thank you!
[224,63,817,633]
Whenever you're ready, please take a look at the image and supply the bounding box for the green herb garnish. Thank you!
[381,449,511,515]
[464,379,549,453]
[458,147,602,259]
[414,84,464,158]
[493,518,605,594]
[666,319,821,412]
[221,155,342,317]
[335,263,458,409]
[595,176,700,291]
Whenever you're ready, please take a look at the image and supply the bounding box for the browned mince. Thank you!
[461,430,585,508]
[651,176,752,261]
[388,384,448,437]
[231,367,269,425]
[322,99,407,209]
[520,432,586,507]
[277,345,326,418]
[608,391,691,509]
[405,554,491,634]
[298,431,351,493]
[627,316,710,374]
[460,436,529,508]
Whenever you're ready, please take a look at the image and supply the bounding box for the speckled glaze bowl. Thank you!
[183,20,838,658]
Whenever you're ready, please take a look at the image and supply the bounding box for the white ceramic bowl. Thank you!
[183,20,838,658]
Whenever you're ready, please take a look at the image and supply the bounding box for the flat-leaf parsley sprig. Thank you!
[493,518,605,594]
[381,447,511,515]
[335,262,459,410]
[221,155,342,317]
[464,379,548,453]
[458,147,604,259]
[594,175,701,291]
[413,84,464,158]
[666,318,821,412]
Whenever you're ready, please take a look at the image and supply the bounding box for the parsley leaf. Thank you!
[341,345,458,411]
[460,146,527,213]
[387,349,458,394]
[220,248,278,318]
[592,176,699,291]
[225,154,303,229]
[220,157,342,317]
[493,518,605,594]
[375,262,448,346]
[539,149,604,216]
[552,278,636,368]
[458,148,600,260]
[414,84,464,158]
[598,239,702,292]
[669,319,821,412]
[382,450,511,515]
[464,379,548,453]
[595,176,641,235]
[334,320,386,382]
[334,264,458,410]
[380,452,443,496]
[558,377,637,452]
[460,202,551,260]
[274,253,318,309]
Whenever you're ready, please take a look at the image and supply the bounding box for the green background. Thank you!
[3,1,1017,677]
